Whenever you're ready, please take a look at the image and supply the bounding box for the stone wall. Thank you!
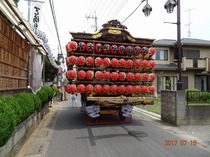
[161,90,210,126]
[0,103,49,157]
[161,90,176,125]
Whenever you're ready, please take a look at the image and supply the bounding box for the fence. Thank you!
[0,15,29,92]
[186,91,210,105]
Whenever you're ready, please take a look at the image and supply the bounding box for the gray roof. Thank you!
[152,38,210,47]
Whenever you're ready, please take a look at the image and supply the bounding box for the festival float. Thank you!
[65,20,156,124]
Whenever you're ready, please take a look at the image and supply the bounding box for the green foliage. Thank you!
[15,93,35,121]
[28,93,42,110]
[41,86,54,101]
[45,56,58,82]
[36,88,48,105]
[0,97,16,147]
[186,89,210,104]
[137,97,161,114]
[13,0,19,5]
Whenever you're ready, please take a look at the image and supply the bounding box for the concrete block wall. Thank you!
[161,90,176,125]
[161,90,210,126]
[0,103,49,157]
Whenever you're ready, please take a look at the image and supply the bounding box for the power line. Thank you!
[48,0,63,55]
[122,0,145,24]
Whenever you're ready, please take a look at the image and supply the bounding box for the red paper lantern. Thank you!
[141,47,149,56]
[86,70,94,80]
[66,56,77,66]
[95,71,103,80]
[134,46,141,55]
[142,60,149,68]
[149,47,156,56]
[103,57,111,67]
[95,43,103,53]
[69,41,77,51]
[126,72,134,81]
[118,45,125,54]
[103,84,110,93]
[94,84,103,94]
[148,60,155,69]
[77,56,85,66]
[66,70,76,80]
[95,57,103,66]
[148,86,155,94]
[141,86,148,94]
[111,72,119,81]
[103,44,110,54]
[126,59,133,68]
[149,73,156,81]
[86,42,94,52]
[126,85,133,94]
[68,84,77,93]
[78,42,86,52]
[86,56,94,66]
[134,59,142,67]
[134,73,141,81]
[134,86,141,94]
[86,84,93,93]
[77,84,85,93]
[65,42,71,52]
[104,71,111,80]
[118,85,126,94]
[111,45,118,54]
[119,58,126,68]
[125,46,133,55]
[142,73,149,81]
[119,72,126,81]
[111,58,119,68]
[77,70,86,80]
[111,85,118,94]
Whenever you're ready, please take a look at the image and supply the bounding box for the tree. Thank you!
[44,56,59,82]
[13,0,19,5]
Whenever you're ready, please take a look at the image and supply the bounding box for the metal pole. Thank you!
[176,0,182,90]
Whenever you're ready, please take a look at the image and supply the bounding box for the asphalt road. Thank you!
[44,102,209,157]
[17,96,210,157]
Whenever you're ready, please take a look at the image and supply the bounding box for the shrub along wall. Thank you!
[0,85,54,157]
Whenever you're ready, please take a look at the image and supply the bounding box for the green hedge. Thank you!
[0,85,52,147]
[0,97,17,147]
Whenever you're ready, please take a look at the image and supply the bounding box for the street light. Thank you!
[142,1,152,16]
[141,0,182,90]
[164,0,182,90]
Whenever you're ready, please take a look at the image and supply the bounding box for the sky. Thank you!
[18,0,210,57]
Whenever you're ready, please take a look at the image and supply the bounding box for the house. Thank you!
[152,38,210,94]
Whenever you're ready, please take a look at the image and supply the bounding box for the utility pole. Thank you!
[185,8,195,37]
[86,11,98,32]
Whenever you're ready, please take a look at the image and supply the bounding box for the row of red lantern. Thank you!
[66,56,155,69]
[66,70,155,82]
[65,84,155,94]
[66,41,156,56]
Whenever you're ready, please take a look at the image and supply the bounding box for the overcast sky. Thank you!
[18,0,210,56]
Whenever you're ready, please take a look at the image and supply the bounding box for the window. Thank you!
[157,76,177,92]
[182,49,200,59]
[152,49,168,60]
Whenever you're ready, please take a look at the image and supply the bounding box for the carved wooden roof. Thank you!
[70,20,154,46]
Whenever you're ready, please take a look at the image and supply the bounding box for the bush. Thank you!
[0,97,16,147]
[41,86,54,101]
[30,93,42,110]
[15,93,35,121]
[36,88,48,105]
